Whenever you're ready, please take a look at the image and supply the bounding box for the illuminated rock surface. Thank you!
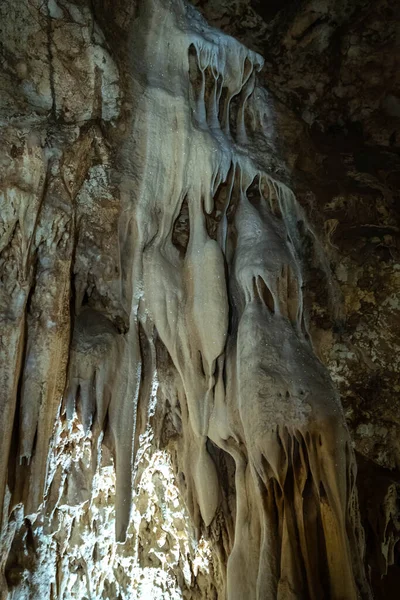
[0,1,399,599]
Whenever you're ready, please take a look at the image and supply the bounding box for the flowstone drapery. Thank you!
[0,0,376,598]
[117,1,372,597]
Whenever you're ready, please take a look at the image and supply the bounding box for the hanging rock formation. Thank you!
[0,0,399,599]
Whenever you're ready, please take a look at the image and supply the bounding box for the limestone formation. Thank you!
[0,0,399,599]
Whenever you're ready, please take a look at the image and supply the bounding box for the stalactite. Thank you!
[118,0,373,597]
[0,0,384,598]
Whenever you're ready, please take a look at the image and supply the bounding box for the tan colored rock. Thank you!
[1,1,399,599]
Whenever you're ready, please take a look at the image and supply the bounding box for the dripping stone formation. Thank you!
[0,0,381,598]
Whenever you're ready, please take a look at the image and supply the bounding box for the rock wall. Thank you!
[0,1,398,599]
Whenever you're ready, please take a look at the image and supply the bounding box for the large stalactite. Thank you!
[0,0,398,599]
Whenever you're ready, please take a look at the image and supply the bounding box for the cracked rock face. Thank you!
[0,1,399,599]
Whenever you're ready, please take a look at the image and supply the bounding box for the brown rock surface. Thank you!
[0,1,399,598]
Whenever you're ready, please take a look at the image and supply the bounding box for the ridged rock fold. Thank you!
[1,0,396,598]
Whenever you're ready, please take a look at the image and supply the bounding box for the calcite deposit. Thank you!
[0,0,399,599]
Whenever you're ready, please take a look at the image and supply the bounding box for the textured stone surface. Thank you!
[0,0,399,599]
[193,0,400,595]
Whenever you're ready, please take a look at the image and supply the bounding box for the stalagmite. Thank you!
[0,0,387,598]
